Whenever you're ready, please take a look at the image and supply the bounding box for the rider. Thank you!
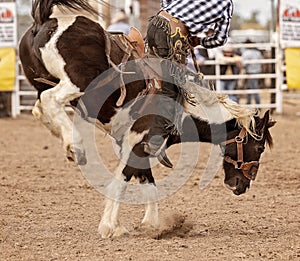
[144,0,234,159]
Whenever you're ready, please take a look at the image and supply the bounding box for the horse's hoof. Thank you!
[140,221,159,231]
[98,224,129,238]
[158,152,173,168]
[74,147,87,165]
[98,223,113,239]
[112,226,129,238]
[66,144,87,165]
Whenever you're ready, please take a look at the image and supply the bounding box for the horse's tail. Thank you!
[31,0,98,24]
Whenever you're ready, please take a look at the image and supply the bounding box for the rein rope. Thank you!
[104,32,137,107]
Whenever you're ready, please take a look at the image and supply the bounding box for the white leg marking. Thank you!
[99,117,151,237]
[141,183,159,229]
[32,100,61,138]
[39,81,85,163]
[98,163,128,238]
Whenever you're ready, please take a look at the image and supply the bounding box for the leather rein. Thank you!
[220,128,259,181]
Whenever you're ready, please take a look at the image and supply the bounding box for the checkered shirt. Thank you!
[161,0,234,48]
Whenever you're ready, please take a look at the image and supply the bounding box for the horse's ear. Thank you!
[256,110,269,129]
[267,120,277,128]
[256,110,270,131]
[263,110,270,122]
[261,110,276,130]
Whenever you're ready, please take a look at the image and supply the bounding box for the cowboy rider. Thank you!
[144,0,234,161]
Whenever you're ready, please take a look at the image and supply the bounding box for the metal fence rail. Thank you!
[196,42,282,113]
[12,42,283,116]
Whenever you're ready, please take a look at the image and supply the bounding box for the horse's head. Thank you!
[222,110,276,195]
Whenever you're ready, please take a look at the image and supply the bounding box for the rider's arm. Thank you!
[199,17,231,49]
[161,0,172,9]
[192,0,233,49]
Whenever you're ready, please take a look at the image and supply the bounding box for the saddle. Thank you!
[107,26,145,60]
[105,27,164,109]
[127,27,145,58]
[106,26,197,114]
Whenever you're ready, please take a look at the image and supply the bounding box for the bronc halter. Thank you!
[221,128,260,181]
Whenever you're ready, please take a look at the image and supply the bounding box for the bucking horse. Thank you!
[19,0,275,238]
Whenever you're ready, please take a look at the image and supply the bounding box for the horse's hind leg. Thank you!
[38,80,86,165]
[32,99,65,139]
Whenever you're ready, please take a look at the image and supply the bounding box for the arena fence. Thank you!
[11,42,284,117]
[199,42,282,112]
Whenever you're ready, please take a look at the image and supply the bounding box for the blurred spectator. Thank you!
[218,46,242,103]
[242,39,262,104]
[107,10,131,35]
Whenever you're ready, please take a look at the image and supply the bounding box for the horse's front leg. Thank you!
[98,138,160,238]
[98,163,129,238]
[125,143,160,231]
[140,182,159,229]
[36,80,86,165]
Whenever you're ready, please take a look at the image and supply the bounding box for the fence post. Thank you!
[215,60,221,92]
[275,45,283,113]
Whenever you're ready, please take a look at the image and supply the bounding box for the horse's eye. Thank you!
[257,146,265,153]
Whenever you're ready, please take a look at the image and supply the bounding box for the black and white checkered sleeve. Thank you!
[163,0,234,48]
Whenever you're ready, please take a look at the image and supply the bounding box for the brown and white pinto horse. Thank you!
[19,0,275,238]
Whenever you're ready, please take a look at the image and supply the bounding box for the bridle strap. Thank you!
[221,128,258,181]
[236,128,246,166]
[221,127,247,146]
[221,127,246,166]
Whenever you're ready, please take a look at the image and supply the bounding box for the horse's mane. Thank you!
[184,80,260,139]
[216,94,260,139]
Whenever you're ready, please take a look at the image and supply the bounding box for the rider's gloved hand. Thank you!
[188,36,201,47]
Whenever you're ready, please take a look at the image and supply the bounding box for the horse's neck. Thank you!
[212,118,243,143]
[173,115,239,146]
[194,118,236,144]
[195,119,217,143]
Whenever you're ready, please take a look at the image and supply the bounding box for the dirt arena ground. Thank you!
[0,99,299,260]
